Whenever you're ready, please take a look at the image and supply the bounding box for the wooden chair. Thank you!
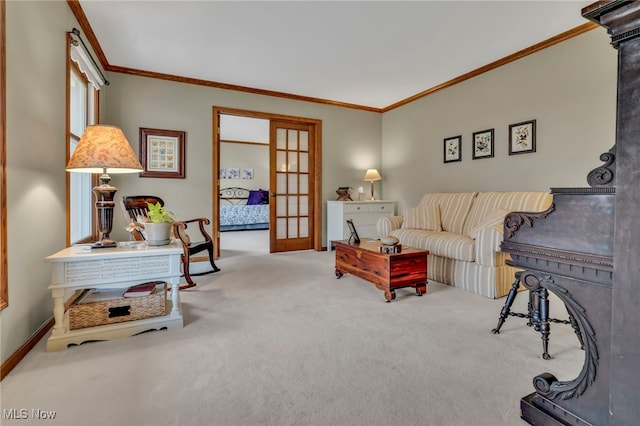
[121,195,220,289]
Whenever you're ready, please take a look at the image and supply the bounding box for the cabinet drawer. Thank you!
[370,203,394,214]
[343,203,369,214]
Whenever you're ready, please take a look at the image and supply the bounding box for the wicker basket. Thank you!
[69,283,166,330]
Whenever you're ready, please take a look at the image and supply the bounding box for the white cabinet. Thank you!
[327,200,395,249]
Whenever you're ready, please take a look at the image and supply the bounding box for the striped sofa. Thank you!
[377,192,553,298]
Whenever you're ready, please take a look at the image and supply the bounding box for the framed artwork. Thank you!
[139,128,185,178]
[219,168,226,179]
[227,167,240,179]
[443,135,462,163]
[472,129,494,160]
[242,168,254,179]
[509,119,536,155]
[346,219,360,244]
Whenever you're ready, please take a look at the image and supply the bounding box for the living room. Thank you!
[3,1,637,425]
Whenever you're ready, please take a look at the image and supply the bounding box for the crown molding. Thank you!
[67,1,598,113]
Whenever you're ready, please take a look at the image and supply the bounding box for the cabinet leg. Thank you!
[384,289,396,302]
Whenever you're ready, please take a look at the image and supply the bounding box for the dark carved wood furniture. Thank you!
[496,2,640,424]
[121,195,220,289]
[334,239,428,302]
[491,271,585,360]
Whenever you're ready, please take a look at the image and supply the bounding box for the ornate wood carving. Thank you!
[503,204,555,240]
[587,145,616,187]
[518,271,598,401]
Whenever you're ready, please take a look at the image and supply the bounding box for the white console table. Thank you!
[45,241,184,351]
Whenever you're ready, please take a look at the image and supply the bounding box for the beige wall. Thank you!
[2,1,77,362]
[104,73,382,243]
[381,29,617,213]
[220,142,269,191]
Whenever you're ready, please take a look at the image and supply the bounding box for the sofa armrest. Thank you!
[475,225,504,266]
[377,216,403,237]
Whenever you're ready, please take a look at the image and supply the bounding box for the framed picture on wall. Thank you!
[509,119,536,155]
[472,128,494,160]
[242,168,254,179]
[139,128,186,178]
[227,167,240,179]
[220,168,226,179]
[443,135,462,163]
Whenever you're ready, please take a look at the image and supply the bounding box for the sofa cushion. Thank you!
[463,192,553,238]
[402,204,442,231]
[468,208,510,239]
[418,192,477,235]
[390,228,475,262]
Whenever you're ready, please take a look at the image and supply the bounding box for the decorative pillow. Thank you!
[402,204,442,231]
[247,189,269,205]
[468,208,511,239]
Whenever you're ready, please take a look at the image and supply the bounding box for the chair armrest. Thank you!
[377,216,404,237]
[172,218,212,246]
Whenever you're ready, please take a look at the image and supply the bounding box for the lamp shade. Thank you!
[66,124,142,173]
[363,169,382,182]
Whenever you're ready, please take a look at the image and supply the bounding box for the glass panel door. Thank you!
[270,121,314,252]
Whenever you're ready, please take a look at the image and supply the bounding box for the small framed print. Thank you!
[242,168,254,179]
[139,128,185,178]
[227,167,240,179]
[472,129,494,160]
[509,119,536,155]
[443,135,462,163]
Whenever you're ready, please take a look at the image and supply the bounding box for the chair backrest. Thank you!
[121,196,164,240]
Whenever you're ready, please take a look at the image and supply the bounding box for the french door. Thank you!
[270,121,314,252]
[212,106,322,257]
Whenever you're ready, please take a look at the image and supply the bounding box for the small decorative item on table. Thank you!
[336,187,353,201]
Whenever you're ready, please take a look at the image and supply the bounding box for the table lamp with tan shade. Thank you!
[66,125,143,248]
[363,169,382,200]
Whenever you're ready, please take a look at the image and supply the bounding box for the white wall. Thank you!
[381,29,617,213]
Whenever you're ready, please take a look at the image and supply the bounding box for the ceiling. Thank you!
[78,1,595,111]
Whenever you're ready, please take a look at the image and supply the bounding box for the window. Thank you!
[67,33,101,245]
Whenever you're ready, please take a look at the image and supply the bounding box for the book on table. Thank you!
[123,281,165,298]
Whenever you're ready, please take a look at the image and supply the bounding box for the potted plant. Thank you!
[141,202,175,245]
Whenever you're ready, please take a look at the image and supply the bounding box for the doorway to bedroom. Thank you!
[213,106,323,257]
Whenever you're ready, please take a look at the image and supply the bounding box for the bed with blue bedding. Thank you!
[220,187,270,231]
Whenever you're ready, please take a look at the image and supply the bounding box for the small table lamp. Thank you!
[363,169,382,200]
[66,125,143,248]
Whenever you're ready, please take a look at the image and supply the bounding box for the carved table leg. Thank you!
[415,283,426,296]
[50,288,66,336]
[170,280,181,317]
[335,269,343,278]
[491,273,521,334]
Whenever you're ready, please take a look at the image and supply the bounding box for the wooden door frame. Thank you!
[212,106,323,257]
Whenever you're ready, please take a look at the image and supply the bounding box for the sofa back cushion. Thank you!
[418,192,477,235]
[463,192,553,238]
[402,204,442,231]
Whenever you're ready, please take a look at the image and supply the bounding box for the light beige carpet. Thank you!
[1,230,583,426]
